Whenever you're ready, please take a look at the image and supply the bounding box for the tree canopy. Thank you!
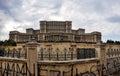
[106,40,120,44]
[0,39,16,46]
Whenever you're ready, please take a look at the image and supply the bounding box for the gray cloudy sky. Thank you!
[0,0,120,41]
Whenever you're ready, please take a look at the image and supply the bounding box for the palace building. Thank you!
[9,21,101,43]
[1,21,119,76]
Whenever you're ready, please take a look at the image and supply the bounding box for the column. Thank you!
[95,43,106,63]
[95,43,106,76]
[25,39,39,76]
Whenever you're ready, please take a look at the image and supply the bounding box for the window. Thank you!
[77,48,96,59]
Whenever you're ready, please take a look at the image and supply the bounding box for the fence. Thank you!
[0,45,120,76]
[0,48,27,59]
[37,48,97,61]
[0,48,30,76]
[38,52,77,61]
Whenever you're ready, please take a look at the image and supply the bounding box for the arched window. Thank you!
[111,49,113,56]
[107,49,110,57]
[114,49,116,56]
[117,49,119,56]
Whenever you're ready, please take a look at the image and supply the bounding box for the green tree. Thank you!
[0,39,16,46]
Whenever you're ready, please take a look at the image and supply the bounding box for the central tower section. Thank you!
[40,21,72,33]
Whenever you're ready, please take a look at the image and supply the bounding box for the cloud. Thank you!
[107,15,120,23]
[0,0,120,41]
